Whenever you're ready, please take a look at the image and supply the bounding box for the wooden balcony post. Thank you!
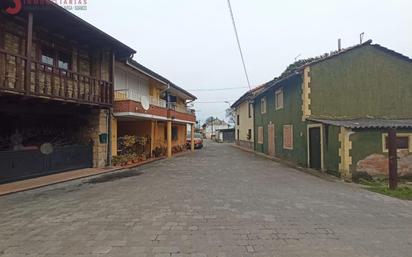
[0,24,4,87]
[25,12,33,94]
[388,128,398,190]
[109,51,115,105]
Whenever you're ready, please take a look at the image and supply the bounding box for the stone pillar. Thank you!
[191,123,195,152]
[339,127,352,180]
[90,109,109,168]
[167,120,172,158]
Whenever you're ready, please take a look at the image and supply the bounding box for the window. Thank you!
[41,47,72,71]
[258,126,263,144]
[58,52,72,70]
[382,134,411,152]
[261,97,266,114]
[283,125,293,150]
[248,103,252,118]
[237,115,240,126]
[41,47,54,66]
[247,129,252,140]
[275,89,284,110]
[237,129,240,140]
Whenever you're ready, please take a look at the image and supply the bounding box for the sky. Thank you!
[72,0,412,124]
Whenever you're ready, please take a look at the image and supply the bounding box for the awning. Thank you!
[308,118,412,129]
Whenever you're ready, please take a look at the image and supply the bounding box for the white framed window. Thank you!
[261,97,267,114]
[283,125,293,150]
[382,133,412,153]
[258,126,264,144]
[275,88,284,110]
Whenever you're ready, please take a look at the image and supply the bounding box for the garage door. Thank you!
[0,145,93,184]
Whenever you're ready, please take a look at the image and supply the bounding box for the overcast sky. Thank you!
[74,0,412,123]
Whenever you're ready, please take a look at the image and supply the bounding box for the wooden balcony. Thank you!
[0,49,113,107]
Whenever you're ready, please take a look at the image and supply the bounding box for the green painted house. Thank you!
[253,40,412,179]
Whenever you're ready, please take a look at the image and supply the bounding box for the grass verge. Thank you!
[359,179,412,200]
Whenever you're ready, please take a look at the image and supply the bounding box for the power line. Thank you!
[187,86,248,92]
[227,0,251,90]
[194,100,237,104]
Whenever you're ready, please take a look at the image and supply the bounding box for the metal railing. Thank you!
[168,102,195,114]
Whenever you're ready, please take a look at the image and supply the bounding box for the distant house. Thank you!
[231,85,266,150]
[216,128,235,143]
[252,40,412,179]
[204,119,230,139]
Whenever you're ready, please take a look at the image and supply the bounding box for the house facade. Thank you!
[231,85,265,150]
[113,59,197,159]
[204,119,230,139]
[253,41,412,179]
[0,2,135,183]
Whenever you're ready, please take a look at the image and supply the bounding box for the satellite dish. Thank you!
[141,96,150,111]
[40,143,54,155]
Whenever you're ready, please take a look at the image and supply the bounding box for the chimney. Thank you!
[338,39,342,51]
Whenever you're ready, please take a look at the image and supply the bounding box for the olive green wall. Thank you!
[350,129,412,176]
[324,125,340,176]
[309,45,412,119]
[254,76,307,167]
[350,130,382,173]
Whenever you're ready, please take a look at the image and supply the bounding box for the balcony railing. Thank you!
[114,88,166,108]
[168,102,195,115]
[0,49,112,106]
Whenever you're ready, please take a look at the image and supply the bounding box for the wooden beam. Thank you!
[388,128,398,190]
[25,12,33,94]
[0,24,4,88]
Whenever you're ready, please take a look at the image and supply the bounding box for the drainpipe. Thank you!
[107,108,112,166]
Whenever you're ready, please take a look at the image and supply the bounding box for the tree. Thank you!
[205,116,215,125]
[225,108,236,125]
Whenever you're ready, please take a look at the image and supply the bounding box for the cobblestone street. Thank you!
[1,141,412,257]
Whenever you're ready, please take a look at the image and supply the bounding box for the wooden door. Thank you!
[309,127,321,170]
[268,124,275,156]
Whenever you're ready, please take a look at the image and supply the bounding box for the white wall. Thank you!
[114,64,150,98]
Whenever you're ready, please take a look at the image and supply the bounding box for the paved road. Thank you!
[1,141,412,257]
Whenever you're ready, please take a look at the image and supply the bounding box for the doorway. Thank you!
[268,124,275,156]
[308,125,323,170]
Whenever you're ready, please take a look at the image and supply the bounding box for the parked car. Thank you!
[186,133,204,149]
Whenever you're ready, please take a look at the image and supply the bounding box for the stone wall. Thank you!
[86,109,109,168]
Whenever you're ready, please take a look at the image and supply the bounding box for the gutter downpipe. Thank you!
[107,108,112,166]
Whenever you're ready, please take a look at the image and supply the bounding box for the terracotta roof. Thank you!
[308,118,412,129]
[230,84,268,108]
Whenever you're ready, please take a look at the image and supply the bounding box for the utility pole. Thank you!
[388,127,398,190]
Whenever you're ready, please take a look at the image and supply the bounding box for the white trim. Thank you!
[307,124,324,171]
[261,97,267,114]
[114,112,196,124]
[381,133,412,153]
[114,112,168,121]
[171,118,196,124]
[275,88,284,110]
